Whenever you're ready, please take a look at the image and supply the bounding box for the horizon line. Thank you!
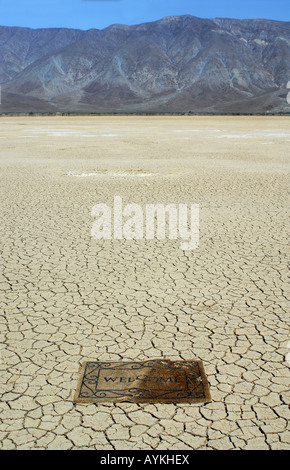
[0,14,289,32]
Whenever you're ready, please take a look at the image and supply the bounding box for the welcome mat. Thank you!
[73,360,211,404]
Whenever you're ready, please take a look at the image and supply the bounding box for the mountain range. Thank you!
[0,15,289,113]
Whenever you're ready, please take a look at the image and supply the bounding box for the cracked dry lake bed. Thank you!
[0,115,289,450]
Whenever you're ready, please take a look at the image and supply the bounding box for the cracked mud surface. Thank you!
[0,116,289,450]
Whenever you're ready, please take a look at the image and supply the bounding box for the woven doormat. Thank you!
[74,360,211,404]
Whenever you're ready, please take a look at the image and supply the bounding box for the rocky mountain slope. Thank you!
[0,15,289,113]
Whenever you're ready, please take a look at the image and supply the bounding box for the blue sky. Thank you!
[0,0,289,30]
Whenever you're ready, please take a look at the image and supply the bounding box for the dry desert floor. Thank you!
[0,116,289,450]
